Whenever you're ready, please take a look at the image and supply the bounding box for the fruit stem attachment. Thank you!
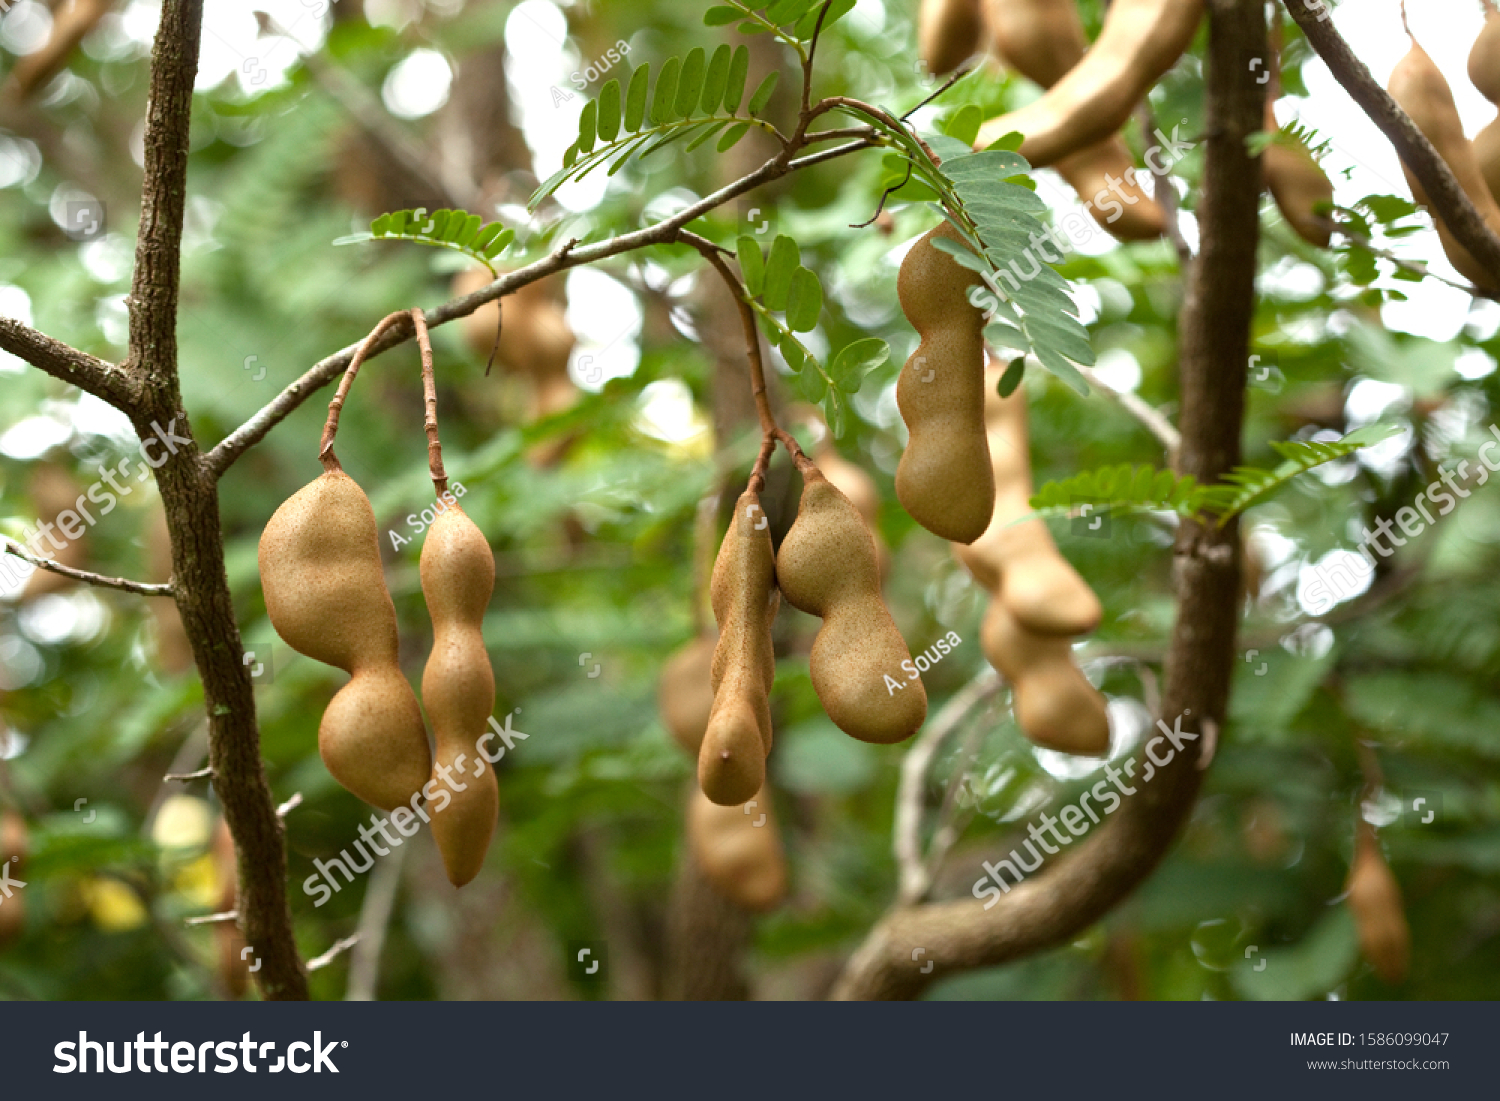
[411,308,448,497]
[319,310,410,472]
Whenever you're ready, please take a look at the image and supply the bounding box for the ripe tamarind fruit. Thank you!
[1473,117,1500,206]
[700,490,778,805]
[659,634,718,755]
[258,469,432,811]
[919,0,985,77]
[22,462,89,599]
[0,809,26,947]
[1263,104,1334,249]
[813,434,890,580]
[896,223,995,545]
[980,598,1109,755]
[975,0,1204,168]
[1347,823,1410,984]
[1470,4,1500,105]
[210,818,249,998]
[1389,29,1500,291]
[776,469,927,744]
[686,781,788,912]
[420,501,499,887]
[985,0,1166,240]
[954,365,1101,636]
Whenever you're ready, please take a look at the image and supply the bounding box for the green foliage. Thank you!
[336,208,516,272]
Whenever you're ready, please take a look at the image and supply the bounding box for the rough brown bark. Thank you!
[125,0,308,1000]
[663,843,753,1001]
[829,0,1264,1001]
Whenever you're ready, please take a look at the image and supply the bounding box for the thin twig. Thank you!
[164,766,214,782]
[274,793,302,819]
[318,311,410,471]
[306,934,361,972]
[894,669,1003,905]
[0,317,138,410]
[1074,365,1181,462]
[3,540,172,597]
[184,909,238,927]
[411,309,448,496]
[1136,102,1194,272]
[345,842,405,1001]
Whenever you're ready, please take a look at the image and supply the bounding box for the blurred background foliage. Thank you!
[0,0,1496,1000]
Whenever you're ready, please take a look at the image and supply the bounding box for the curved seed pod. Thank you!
[975,0,1204,168]
[210,819,249,999]
[919,0,985,76]
[896,223,995,544]
[686,781,788,912]
[813,438,889,581]
[981,598,1109,756]
[1473,114,1500,207]
[985,0,1167,240]
[421,502,498,887]
[258,469,432,811]
[659,634,718,756]
[22,462,89,599]
[1347,824,1410,985]
[953,367,1102,636]
[777,471,927,744]
[1389,32,1500,291]
[700,490,777,805]
[0,810,26,947]
[1264,104,1334,248]
[1470,5,1500,105]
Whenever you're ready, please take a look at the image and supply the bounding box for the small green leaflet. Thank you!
[336,207,515,270]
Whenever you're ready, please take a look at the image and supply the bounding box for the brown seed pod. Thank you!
[975,0,1204,168]
[210,819,249,999]
[1473,115,1500,205]
[1263,103,1334,248]
[776,470,928,744]
[813,436,889,581]
[0,809,26,947]
[919,0,985,77]
[985,0,1167,240]
[420,502,499,887]
[258,469,432,811]
[980,598,1109,755]
[3,0,112,101]
[1389,30,1500,291]
[659,634,718,756]
[22,462,89,599]
[1470,5,1500,105]
[953,367,1101,636]
[685,781,788,912]
[700,490,778,805]
[1347,823,1410,985]
[896,223,996,545]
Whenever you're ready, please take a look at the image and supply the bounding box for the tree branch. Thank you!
[202,137,878,479]
[830,0,1265,1001]
[3,541,171,597]
[1076,364,1181,462]
[0,317,139,410]
[1284,0,1500,286]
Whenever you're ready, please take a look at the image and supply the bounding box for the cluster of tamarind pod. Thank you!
[897,223,1109,755]
[1388,3,1500,292]
[257,311,498,888]
[918,0,1333,248]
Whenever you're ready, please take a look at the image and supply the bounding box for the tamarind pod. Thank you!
[701,490,778,805]
[210,819,249,998]
[1472,115,1500,207]
[974,0,1204,168]
[896,224,995,545]
[259,470,432,810]
[814,440,890,581]
[659,635,718,756]
[1263,103,1334,249]
[1053,136,1168,241]
[1347,826,1410,985]
[980,598,1109,756]
[776,471,927,744]
[919,0,985,77]
[22,463,89,599]
[1470,6,1500,105]
[984,0,1089,89]
[420,504,498,887]
[0,810,26,947]
[1389,35,1500,292]
[686,782,788,912]
[953,368,1101,636]
[4,0,112,101]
